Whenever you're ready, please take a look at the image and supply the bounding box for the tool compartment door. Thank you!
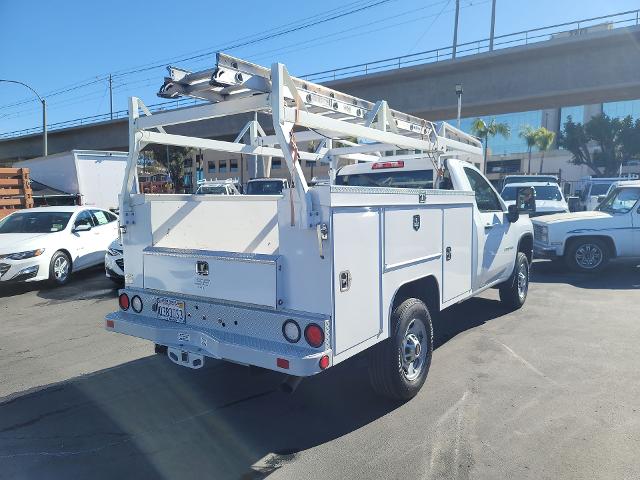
[442,205,473,303]
[332,209,381,355]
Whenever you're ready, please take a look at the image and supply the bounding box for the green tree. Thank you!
[144,145,194,192]
[534,127,555,174]
[519,125,538,174]
[471,118,511,173]
[558,113,640,176]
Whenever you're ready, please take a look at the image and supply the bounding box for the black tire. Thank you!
[565,237,609,273]
[368,298,433,401]
[499,252,529,310]
[154,344,168,355]
[48,250,72,286]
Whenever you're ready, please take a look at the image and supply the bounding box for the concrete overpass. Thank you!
[1,23,639,163]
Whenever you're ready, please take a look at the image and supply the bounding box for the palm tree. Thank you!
[535,127,555,174]
[519,125,538,174]
[471,118,511,174]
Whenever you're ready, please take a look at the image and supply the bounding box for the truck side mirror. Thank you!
[516,186,536,215]
[507,204,519,223]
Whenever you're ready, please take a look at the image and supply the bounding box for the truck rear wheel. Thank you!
[499,252,529,310]
[368,298,433,401]
[565,238,609,273]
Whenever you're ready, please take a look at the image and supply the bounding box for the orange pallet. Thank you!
[0,167,33,219]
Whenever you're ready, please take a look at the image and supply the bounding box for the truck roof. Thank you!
[502,182,560,188]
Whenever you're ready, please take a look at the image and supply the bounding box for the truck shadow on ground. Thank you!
[531,260,640,290]
[0,296,503,480]
[0,267,118,301]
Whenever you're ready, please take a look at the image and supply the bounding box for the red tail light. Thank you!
[372,160,404,170]
[319,355,330,370]
[304,324,325,348]
[118,293,130,310]
[276,358,289,369]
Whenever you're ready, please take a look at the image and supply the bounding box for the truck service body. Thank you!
[106,54,534,399]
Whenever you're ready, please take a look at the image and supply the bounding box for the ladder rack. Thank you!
[122,53,483,229]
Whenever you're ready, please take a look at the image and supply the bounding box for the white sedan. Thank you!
[0,206,118,286]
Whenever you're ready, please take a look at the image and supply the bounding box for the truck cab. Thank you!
[533,182,640,272]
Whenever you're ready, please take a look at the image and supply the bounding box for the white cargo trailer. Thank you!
[106,54,534,399]
[14,150,128,211]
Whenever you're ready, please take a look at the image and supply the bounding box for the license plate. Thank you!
[156,298,185,323]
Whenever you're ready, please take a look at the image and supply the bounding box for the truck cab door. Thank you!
[462,167,513,288]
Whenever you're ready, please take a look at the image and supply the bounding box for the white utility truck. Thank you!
[533,181,640,272]
[14,150,128,211]
[106,54,534,399]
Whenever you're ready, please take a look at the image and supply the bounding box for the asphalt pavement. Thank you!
[0,262,639,480]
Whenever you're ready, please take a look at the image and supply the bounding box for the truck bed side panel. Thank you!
[332,208,381,355]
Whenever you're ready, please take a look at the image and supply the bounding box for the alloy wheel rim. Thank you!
[575,244,603,269]
[517,261,528,300]
[401,318,428,381]
[54,257,69,282]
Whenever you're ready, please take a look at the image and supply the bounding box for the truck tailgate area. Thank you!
[142,246,280,308]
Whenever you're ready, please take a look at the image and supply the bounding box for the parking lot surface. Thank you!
[1,262,639,480]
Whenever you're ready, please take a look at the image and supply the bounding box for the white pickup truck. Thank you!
[533,182,640,272]
[106,54,534,400]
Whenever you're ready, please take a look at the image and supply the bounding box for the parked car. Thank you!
[0,206,118,286]
[577,175,639,211]
[246,178,289,195]
[195,180,241,195]
[501,182,568,216]
[533,182,640,272]
[105,238,124,285]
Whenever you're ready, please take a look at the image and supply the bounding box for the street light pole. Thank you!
[0,79,47,156]
[452,0,460,59]
[489,0,497,51]
[455,84,463,129]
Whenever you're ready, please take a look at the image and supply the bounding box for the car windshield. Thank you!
[501,185,562,201]
[246,181,285,195]
[196,186,227,194]
[335,170,434,189]
[0,211,73,233]
[597,187,640,214]
[589,183,612,196]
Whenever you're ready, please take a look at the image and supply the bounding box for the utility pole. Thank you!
[42,98,47,156]
[0,79,47,156]
[455,84,463,129]
[489,0,497,51]
[109,74,113,120]
[452,0,460,59]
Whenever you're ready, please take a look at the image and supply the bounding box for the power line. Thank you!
[111,0,397,78]
[0,0,389,111]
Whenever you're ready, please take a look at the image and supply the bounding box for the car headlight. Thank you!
[539,226,549,243]
[0,249,45,260]
[107,247,123,256]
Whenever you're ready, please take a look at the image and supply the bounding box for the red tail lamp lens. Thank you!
[304,323,324,348]
[319,355,330,370]
[372,160,404,170]
[118,293,130,310]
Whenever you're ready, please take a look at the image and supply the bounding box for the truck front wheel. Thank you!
[565,238,609,273]
[368,298,433,401]
[499,252,529,310]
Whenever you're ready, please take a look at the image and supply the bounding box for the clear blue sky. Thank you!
[0,0,637,134]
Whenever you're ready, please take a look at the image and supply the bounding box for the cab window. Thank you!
[463,168,502,212]
[74,210,94,228]
[90,209,112,226]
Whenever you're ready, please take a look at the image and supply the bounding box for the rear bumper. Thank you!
[105,289,332,377]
